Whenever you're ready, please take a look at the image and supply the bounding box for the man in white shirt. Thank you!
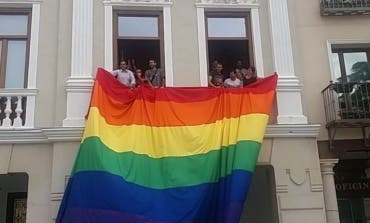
[224,71,242,88]
[112,60,136,88]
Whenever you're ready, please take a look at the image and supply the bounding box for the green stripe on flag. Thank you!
[72,136,261,189]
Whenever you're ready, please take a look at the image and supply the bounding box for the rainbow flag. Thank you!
[56,68,277,223]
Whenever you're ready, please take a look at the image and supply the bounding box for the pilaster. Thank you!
[268,0,307,124]
[320,159,340,223]
[63,0,94,127]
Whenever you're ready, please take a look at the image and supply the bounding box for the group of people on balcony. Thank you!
[208,60,257,88]
[112,59,257,88]
[112,59,165,88]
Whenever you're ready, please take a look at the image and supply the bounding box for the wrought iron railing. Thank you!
[322,81,370,124]
[0,89,37,128]
[321,0,370,15]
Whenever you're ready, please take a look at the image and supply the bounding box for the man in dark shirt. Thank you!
[208,63,225,87]
[145,59,165,88]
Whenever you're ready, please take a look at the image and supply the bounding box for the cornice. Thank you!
[0,127,83,144]
[195,0,259,8]
[103,0,173,7]
[0,124,320,144]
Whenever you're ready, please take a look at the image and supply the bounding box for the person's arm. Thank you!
[112,70,118,77]
[144,70,154,87]
[130,71,136,88]
[208,75,218,88]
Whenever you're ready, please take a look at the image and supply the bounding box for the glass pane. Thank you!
[118,16,158,37]
[338,199,354,223]
[344,52,369,82]
[332,53,342,81]
[207,17,246,38]
[0,15,28,35]
[364,199,370,222]
[5,41,27,88]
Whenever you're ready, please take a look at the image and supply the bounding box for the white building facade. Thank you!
[1,0,369,222]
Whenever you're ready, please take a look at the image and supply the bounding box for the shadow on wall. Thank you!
[240,165,279,223]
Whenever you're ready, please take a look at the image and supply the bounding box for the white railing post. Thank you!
[13,96,23,127]
[3,96,12,127]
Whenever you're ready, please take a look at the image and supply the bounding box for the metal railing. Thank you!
[321,0,370,15]
[322,82,370,124]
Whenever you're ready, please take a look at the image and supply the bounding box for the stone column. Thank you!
[320,159,340,223]
[268,0,307,124]
[63,0,94,127]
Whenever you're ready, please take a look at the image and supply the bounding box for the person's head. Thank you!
[246,66,256,78]
[215,63,223,74]
[135,68,143,77]
[236,60,243,68]
[230,71,236,80]
[119,60,128,70]
[149,59,157,69]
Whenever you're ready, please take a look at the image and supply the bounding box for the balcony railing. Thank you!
[322,81,370,149]
[0,89,37,129]
[322,82,370,124]
[321,0,370,15]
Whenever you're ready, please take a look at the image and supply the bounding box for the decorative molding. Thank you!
[65,77,94,92]
[0,0,42,4]
[286,168,308,186]
[276,76,303,91]
[0,127,83,144]
[276,184,289,193]
[0,88,38,96]
[195,0,259,8]
[103,0,173,7]
[265,124,321,138]
[196,7,208,87]
[309,169,324,192]
[279,195,324,210]
[251,8,264,77]
[50,192,63,201]
[320,159,339,175]
[43,128,84,142]
[104,5,113,70]
[163,5,174,87]
[0,124,321,144]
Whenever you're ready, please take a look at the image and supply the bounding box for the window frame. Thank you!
[113,10,164,70]
[204,11,254,72]
[0,8,31,89]
[331,46,370,82]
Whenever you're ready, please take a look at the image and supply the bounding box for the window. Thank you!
[0,10,31,88]
[331,44,370,82]
[113,11,164,72]
[206,12,253,75]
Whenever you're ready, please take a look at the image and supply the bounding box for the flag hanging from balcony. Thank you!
[56,68,277,223]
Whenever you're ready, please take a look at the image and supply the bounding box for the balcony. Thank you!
[321,0,370,15]
[322,81,370,149]
[0,89,37,129]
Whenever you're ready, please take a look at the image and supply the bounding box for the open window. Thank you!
[113,11,164,72]
[206,12,254,75]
